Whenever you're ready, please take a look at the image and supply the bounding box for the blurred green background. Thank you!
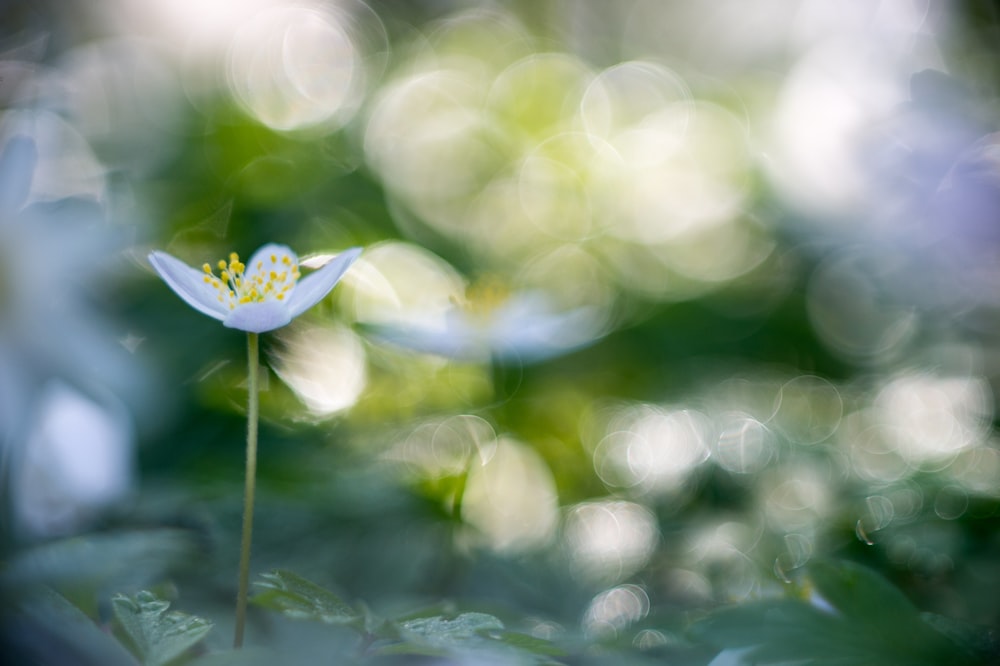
[2,1,1000,663]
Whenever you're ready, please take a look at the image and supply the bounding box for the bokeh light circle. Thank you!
[227,4,363,131]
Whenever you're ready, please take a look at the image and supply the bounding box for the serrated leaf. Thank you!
[400,612,505,645]
[251,570,359,626]
[112,591,213,666]
[374,613,503,657]
[375,612,564,664]
[392,600,459,623]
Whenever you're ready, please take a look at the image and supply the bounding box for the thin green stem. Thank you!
[234,332,259,648]
[451,464,469,522]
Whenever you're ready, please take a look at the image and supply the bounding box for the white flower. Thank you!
[148,245,361,333]
[0,131,146,539]
[369,284,603,363]
[0,133,145,446]
[12,381,133,538]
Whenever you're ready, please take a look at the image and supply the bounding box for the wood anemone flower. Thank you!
[369,285,603,364]
[147,242,360,648]
[148,244,361,333]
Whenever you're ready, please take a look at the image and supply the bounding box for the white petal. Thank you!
[223,301,292,333]
[369,313,491,361]
[493,297,602,362]
[286,247,362,318]
[244,243,298,282]
[16,381,133,537]
[148,251,228,321]
[0,135,35,215]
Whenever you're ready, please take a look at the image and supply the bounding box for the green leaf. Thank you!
[251,569,360,626]
[807,559,968,662]
[920,613,998,664]
[2,529,200,596]
[398,611,505,647]
[112,590,213,666]
[376,612,564,664]
[693,599,869,664]
[7,587,137,666]
[493,630,567,657]
[249,572,564,663]
[692,560,978,666]
[808,560,922,634]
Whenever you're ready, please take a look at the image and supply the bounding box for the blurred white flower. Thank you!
[271,323,368,417]
[0,134,142,431]
[368,281,603,364]
[12,381,134,537]
[0,132,145,536]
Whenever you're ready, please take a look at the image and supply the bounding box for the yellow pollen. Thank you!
[462,276,510,319]
[203,250,301,308]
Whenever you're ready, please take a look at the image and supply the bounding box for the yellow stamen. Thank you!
[203,249,301,310]
[463,276,510,319]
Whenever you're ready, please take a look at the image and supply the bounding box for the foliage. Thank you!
[692,559,995,666]
[112,591,214,666]
[3,1,1000,665]
[253,569,565,663]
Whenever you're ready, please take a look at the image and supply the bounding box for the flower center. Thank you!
[202,251,301,310]
[459,277,510,320]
